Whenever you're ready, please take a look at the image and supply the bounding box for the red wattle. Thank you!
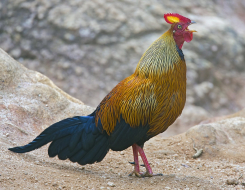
[184,32,193,43]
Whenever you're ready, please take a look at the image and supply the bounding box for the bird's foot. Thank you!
[142,171,163,177]
[129,145,164,178]
[129,170,163,178]
[128,170,144,177]
[140,171,163,177]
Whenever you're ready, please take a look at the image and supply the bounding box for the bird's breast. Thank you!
[147,63,186,135]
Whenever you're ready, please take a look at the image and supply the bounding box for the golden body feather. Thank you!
[95,26,186,137]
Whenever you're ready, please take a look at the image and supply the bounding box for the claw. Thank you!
[129,170,143,177]
[128,161,148,167]
[142,171,163,177]
[149,172,164,177]
[142,171,153,177]
[129,170,163,178]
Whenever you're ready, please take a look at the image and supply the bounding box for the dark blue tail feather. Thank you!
[9,116,110,165]
[9,114,151,166]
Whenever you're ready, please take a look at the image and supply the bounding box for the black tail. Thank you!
[9,116,110,165]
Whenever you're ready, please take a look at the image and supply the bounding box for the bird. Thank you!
[9,13,196,177]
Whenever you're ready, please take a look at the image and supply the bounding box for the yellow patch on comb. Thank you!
[164,13,191,24]
[166,16,180,24]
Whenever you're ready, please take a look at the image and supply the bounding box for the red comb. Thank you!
[164,13,191,24]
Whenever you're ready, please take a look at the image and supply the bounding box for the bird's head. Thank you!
[164,13,196,49]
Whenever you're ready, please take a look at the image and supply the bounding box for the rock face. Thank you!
[0,48,94,145]
[160,110,245,163]
[162,108,245,163]
[201,107,245,124]
[185,117,245,162]
[1,0,245,116]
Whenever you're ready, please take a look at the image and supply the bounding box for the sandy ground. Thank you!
[1,135,245,190]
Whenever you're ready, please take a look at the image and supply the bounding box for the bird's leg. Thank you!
[129,144,142,177]
[132,144,140,173]
[137,145,163,177]
[129,144,163,177]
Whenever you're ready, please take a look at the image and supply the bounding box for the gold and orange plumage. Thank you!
[96,25,186,136]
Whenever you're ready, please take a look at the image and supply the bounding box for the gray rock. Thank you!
[186,117,245,161]
[0,48,94,144]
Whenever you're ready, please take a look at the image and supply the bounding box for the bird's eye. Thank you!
[177,25,182,29]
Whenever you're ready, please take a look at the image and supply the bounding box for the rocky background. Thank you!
[1,1,245,188]
[2,48,245,189]
[1,0,245,119]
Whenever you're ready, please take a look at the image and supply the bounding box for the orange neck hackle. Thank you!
[135,28,178,80]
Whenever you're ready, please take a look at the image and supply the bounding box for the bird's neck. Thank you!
[174,35,185,49]
[135,29,185,80]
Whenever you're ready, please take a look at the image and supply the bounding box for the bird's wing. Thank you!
[95,74,157,134]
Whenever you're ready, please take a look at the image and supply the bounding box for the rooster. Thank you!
[9,13,196,177]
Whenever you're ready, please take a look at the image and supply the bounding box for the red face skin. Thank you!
[172,22,194,49]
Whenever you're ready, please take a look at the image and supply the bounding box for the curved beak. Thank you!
[190,21,196,25]
[188,20,197,32]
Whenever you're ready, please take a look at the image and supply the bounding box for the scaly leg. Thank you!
[129,144,163,177]
[138,145,163,177]
[129,144,142,177]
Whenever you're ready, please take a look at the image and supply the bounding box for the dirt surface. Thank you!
[2,135,245,190]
